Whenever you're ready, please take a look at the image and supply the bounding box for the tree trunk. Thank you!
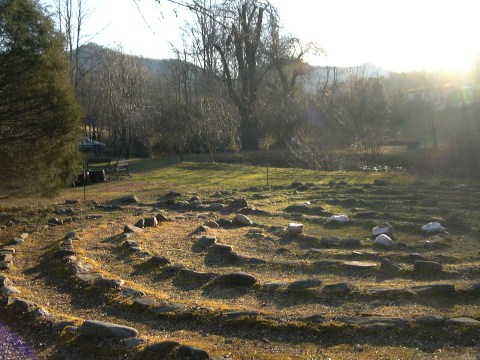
[238,103,260,151]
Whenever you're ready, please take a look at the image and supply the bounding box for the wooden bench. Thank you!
[106,160,130,179]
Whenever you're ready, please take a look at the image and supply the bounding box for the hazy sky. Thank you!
[44,0,479,73]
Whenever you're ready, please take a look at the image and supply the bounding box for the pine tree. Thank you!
[0,0,82,195]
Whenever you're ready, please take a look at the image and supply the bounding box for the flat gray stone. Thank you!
[154,303,187,314]
[122,287,145,298]
[124,225,144,234]
[208,203,224,211]
[75,272,104,283]
[0,286,21,296]
[217,218,233,228]
[288,279,322,290]
[339,316,405,329]
[210,243,233,254]
[155,213,171,222]
[368,287,409,296]
[203,221,219,228]
[79,320,138,338]
[380,258,403,273]
[11,238,24,245]
[120,195,140,204]
[323,282,354,294]
[71,262,94,274]
[96,278,125,289]
[411,284,455,296]
[414,315,446,326]
[448,317,480,325]
[132,296,156,307]
[372,223,394,237]
[212,272,257,287]
[196,235,217,248]
[313,259,343,267]
[229,198,248,208]
[284,203,310,213]
[414,260,443,274]
[150,256,171,266]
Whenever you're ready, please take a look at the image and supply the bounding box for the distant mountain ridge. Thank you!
[78,43,391,88]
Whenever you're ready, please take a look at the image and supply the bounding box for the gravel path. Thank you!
[0,321,38,360]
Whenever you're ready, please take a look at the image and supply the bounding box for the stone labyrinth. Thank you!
[1,179,480,358]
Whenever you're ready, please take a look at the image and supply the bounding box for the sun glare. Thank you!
[281,0,479,73]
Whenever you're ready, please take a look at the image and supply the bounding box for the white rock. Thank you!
[421,222,445,234]
[374,234,394,246]
[372,224,393,237]
[327,215,350,224]
[287,223,303,235]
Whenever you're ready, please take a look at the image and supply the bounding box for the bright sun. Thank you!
[375,0,478,72]
[283,0,479,73]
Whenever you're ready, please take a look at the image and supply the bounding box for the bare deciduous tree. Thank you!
[52,0,92,90]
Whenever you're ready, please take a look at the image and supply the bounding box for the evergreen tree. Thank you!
[0,0,82,194]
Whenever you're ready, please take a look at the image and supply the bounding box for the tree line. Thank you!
[68,0,480,171]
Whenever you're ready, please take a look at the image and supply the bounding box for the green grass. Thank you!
[0,154,456,210]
